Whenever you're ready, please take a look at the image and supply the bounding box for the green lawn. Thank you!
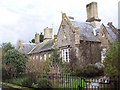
[4,75,28,85]
[58,76,87,88]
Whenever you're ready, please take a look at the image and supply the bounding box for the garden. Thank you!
[1,41,120,89]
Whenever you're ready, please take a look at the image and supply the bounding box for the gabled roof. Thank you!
[71,21,100,42]
[97,23,118,42]
[28,39,54,54]
[22,43,35,54]
[105,26,117,42]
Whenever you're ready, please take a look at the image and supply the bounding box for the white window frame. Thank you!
[44,54,46,61]
[62,48,70,62]
[36,55,38,60]
[40,56,42,61]
[33,55,35,60]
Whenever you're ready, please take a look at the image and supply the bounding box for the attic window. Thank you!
[63,29,67,39]
[102,32,105,37]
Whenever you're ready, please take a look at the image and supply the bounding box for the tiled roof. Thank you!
[22,43,36,54]
[71,21,100,42]
[28,39,54,54]
[105,26,117,42]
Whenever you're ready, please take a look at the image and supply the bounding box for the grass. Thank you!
[58,75,88,88]
[2,82,33,90]
[4,75,28,85]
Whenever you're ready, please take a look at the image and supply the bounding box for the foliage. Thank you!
[1,42,15,63]
[37,78,52,88]
[95,62,104,69]
[4,49,28,73]
[63,62,71,73]
[69,48,79,72]
[45,48,63,73]
[32,83,38,88]
[1,42,14,53]
[40,32,44,42]
[31,39,35,43]
[21,78,31,87]
[103,40,120,77]
[30,32,44,43]
[72,64,104,78]
[26,59,45,73]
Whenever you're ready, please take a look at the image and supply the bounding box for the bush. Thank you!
[72,64,104,77]
[63,62,71,73]
[21,78,30,87]
[37,78,52,88]
[95,62,104,69]
[32,83,38,88]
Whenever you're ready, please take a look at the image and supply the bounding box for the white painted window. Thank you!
[33,55,35,60]
[63,29,67,39]
[36,55,38,60]
[93,28,97,36]
[49,54,51,58]
[44,54,46,61]
[40,56,42,60]
[101,48,107,63]
[62,48,70,62]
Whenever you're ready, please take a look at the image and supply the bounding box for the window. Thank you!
[40,56,42,60]
[49,54,51,58]
[36,55,38,60]
[102,32,105,37]
[44,54,46,61]
[62,48,70,62]
[33,55,35,60]
[62,29,67,40]
[101,48,107,63]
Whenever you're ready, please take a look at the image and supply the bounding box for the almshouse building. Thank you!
[17,2,119,67]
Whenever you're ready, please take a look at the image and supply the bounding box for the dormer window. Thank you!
[102,32,105,37]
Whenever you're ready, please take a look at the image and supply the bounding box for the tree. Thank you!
[4,49,28,73]
[45,48,63,73]
[30,32,44,43]
[1,42,15,63]
[31,39,35,43]
[40,32,44,42]
[103,40,120,77]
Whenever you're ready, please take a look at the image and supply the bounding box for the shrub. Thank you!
[32,83,38,88]
[95,62,104,69]
[21,78,30,87]
[37,78,52,88]
[63,62,71,73]
[72,64,104,77]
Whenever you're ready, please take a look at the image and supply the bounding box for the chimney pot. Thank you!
[35,33,40,44]
[107,22,112,25]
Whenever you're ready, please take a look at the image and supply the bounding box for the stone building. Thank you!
[17,2,119,67]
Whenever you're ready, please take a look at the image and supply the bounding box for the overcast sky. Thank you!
[0,0,119,45]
